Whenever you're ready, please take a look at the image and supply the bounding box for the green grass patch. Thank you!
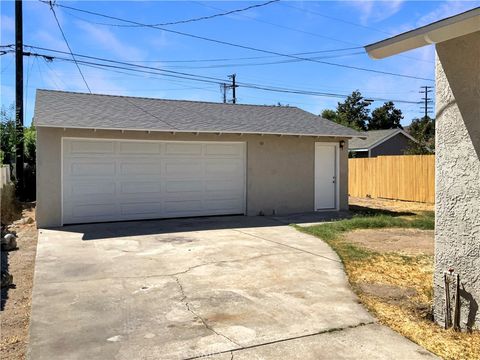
[295,211,434,263]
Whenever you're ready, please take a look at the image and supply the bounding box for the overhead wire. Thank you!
[278,2,394,36]
[47,0,91,93]
[191,1,358,46]
[40,1,434,82]
[22,49,421,104]
[63,0,279,27]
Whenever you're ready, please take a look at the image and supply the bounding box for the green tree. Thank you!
[405,116,435,154]
[0,104,36,165]
[335,90,371,131]
[0,105,17,165]
[368,101,403,130]
[24,124,36,166]
[320,109,338,122]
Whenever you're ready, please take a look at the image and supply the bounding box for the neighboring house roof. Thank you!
[365,7,480,59]
[349,129,416,151]
[34,90,364,138]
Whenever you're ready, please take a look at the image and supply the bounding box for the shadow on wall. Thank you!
[459,287,479,331]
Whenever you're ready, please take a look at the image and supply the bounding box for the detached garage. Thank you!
[34,90,363,227]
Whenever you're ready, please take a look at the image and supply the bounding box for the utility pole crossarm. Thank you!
[419,85,434,119]
[228,73,238,104]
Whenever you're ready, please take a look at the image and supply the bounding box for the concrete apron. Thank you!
[28,216,437,360]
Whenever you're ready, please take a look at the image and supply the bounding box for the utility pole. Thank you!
[419,85,433,119]
[15,0,25,200]
[228,73,238,104]
[220,83,227,104]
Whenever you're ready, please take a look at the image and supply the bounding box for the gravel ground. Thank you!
[1,206,37,360]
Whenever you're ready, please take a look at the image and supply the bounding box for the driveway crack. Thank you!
[40,252,293,285]
[183,321,376,360]
[173,276,243,349]
[167,251,292,277]
[233,229,341,263]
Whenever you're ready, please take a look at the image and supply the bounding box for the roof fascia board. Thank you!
[365,7,480,59]
[35,124,366,139]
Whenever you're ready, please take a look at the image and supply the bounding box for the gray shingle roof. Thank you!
[34,90,363,138]
[349,129,412,150]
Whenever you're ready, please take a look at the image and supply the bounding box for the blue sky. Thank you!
[1,0,479,126]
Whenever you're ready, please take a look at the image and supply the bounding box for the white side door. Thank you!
[314,143,338,210]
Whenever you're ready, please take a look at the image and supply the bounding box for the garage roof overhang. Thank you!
[365,7,480,59]
[35,124,366,140]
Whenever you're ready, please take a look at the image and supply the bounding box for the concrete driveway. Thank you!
[29,216,436,359]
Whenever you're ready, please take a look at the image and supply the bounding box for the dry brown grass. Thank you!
[344,252,480,360]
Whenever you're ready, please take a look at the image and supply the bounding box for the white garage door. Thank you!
[62,138,246,224]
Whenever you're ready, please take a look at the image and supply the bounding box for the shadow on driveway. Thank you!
[50,211,352,241]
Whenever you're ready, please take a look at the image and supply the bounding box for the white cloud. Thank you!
[1,15,15,34]
[33,30,69,52]
[76,22,145,61]
[348,0,405,25]
[415,0,479,27]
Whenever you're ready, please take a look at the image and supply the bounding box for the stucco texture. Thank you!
[36,128,349,228]
[434,31,480,330]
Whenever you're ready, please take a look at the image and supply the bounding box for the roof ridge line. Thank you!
[36,88,302,110]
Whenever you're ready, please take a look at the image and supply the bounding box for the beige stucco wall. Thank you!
[36,127,349,227]
[434,31,480,329]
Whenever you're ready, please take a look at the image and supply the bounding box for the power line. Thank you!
[194,1,433,65]
[125,47,364,64]
[278,2,393,36]
[63,0,279,27]
[22,49,421,105]
[24,45,228,83]
[192,1,357,46]
[159,51,364,70]
[47,0,91,93]
[41,1,434,82]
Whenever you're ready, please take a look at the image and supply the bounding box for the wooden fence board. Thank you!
[348,155,435,203]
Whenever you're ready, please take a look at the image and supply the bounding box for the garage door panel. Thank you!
[120,202,162,216]
[205,143,243,156]
[67,181,116,197]
[69,162,116,177]
[70,203,119,219]
[69,140,115,155]
[118,141,160,155]
[165,161,203,177]
[204,198,244,211]
[63,139,245,224]
[165,180,204,193]
[120,181,162,194]
[164,200,203,214]
[119,162,161,176]
[205,160,242,177]
[205,180,243,192]
[165,142,202,156]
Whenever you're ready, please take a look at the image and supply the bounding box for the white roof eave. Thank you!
[365,7,480,59]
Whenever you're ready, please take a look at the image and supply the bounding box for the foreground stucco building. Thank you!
[366,8,480,329]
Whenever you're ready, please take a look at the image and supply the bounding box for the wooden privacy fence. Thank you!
[349,155,435,203]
